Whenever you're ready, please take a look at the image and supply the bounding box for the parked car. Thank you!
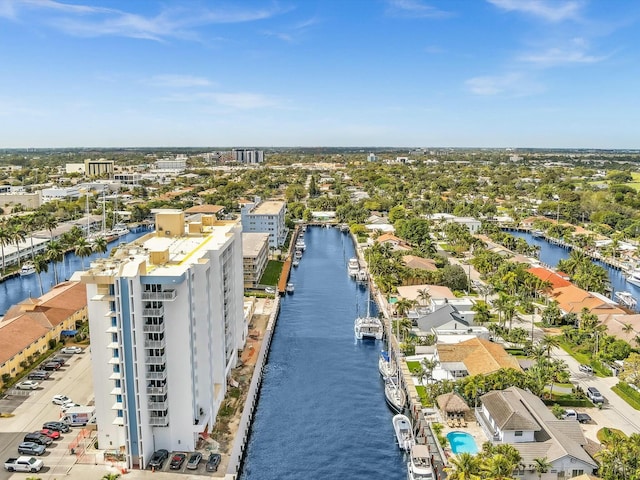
[50,357,66,366]
[186,452,202,470]
[169,453,186,470]
[587,386,605,403]
[148,449,169,469]
[60,346,82,354]
[205,453,221,472]
[577,413,592,424]
[264,287,276,294]
[579,364,594,374]
[562,409,577,420]
[41,362,61,371]
[15,380,39,390]
[42,421,71,433]
[23,433,52,446]
[52,395,72,405]
[27,371,50,381]
[4,456,44,473]
[39,429,61,440]
[17,442,45,456]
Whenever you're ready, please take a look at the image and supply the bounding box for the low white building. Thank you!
[41,186,81,203]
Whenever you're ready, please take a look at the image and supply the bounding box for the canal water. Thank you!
[511,231,640,311]
[239,226,406,480]
[0,228,149,316]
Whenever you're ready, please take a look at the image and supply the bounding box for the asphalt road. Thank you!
[0,351,94,480]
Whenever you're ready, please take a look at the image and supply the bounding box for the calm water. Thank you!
[239,226,406,480]
[0,228,149,316]
[511,231,640,311]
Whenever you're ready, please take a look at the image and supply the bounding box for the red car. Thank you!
[40,428,61,440]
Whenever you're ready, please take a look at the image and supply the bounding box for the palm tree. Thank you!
[101,473,121,480]
[33,255,49,296]
[463,374,486,408]
[41,213,59,241]
[9,222,27,267]
[0,220,10,274]
[445,452,481,480]
[24,214,40,260]
[419,357,439,385]
[416,287,431,307]
[540,334,560,359]
[46,240,64,285]
[480,453,518,480]
[74,237,93,269]
[92,236,108,255]
[394,298,414,318]
[532,456,552,480]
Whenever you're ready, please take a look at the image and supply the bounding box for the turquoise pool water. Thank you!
[447,431,479,455]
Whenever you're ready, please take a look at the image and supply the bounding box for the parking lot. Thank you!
[0,349,94,480]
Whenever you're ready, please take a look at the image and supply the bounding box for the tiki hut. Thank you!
[436,392,470,423]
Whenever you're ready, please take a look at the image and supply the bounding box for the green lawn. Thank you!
[612,382,640,410]
[259,260,284,285]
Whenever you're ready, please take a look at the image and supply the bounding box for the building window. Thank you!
[571,471,583,478]
[514,431,523,437]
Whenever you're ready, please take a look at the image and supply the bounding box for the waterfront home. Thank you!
[434,337,521,380]
[476,387,597,480]
[0,281,87,380]
[375,233,412,251]
[414,304,488,343]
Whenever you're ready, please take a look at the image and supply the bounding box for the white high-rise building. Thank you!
[76,210,245,469]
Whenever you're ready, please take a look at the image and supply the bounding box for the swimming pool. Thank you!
[447,431,479,455]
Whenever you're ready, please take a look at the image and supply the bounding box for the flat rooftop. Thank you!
[251,201,285,215]
[242,232,270,257]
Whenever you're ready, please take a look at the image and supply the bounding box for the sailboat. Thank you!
[384,316,406,413]
[379,317,397,378]
[354,290,383,340]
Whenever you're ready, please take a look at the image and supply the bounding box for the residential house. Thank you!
[376,233,412,251]
[414,303,488,342]
[435,337,521,380]
[477,387,597,480]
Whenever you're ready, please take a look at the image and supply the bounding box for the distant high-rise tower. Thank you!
[77,210,245,469]
[367,152,377,162]
[232,148,264,164]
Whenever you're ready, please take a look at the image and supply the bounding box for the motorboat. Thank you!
[292,259,300,267]
[392,414,415,452]
[354,315,383,340]
[286,282,295,294]
[348,257,360,277]
[357,269,368,282]
[407,445,434,480]
[295,239,306,251]
[340,223,349,232]
[110,223,130,238]
[384,377,406,414]
[615,291,637,309]
[379,351,397,379]
[626,268,640,288]
[294,249,303,260]
[20,262,36,276]
[531,229,545,238]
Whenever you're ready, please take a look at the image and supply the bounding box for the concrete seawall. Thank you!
[225,294,281,479]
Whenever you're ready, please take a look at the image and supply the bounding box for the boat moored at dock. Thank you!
[407,444,434,480]
[615,290,637,309]
[19,263,36,276]
[384,377,406,414]
[348,257,360,277]
[392,414,415,452]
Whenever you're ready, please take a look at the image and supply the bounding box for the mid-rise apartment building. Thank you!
[242,232,270,288]
[76,210,245,469]
[240,198,287,249]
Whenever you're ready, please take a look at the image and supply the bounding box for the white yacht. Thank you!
[407,445,434,480]
[348,257,360,277]
[392,414,415,452]
[357,269,368,282]
[110,222,130,238]
[286,282,295,294]
[626,268,640,287]
[295,239,306,251]
[20,262,36,276]
[615,291,637,309]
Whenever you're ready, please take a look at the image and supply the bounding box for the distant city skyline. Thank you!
[1,0,639,149]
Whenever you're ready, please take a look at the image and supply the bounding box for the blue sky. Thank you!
[1,0,639,149]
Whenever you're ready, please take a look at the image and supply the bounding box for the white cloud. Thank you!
[147,75,213,88]
[386,0,452,19]
[465,72,543,96]
[487,0,582,22]
[1,1,287,41]
[518,38,605,66]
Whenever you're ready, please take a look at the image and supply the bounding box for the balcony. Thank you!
[110,387,122,395]
[109,372,122,380]
[111,401,124,410]
[142,307,164,317]
[144,339,166,349]
[146,371,167,381]
[148,400,169,411]
[143,324,164,334]
[145,354,167,365]
[147,385,167,395]
[112,417,125,426]
[141,290,176,301]
[149,417,169,427]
